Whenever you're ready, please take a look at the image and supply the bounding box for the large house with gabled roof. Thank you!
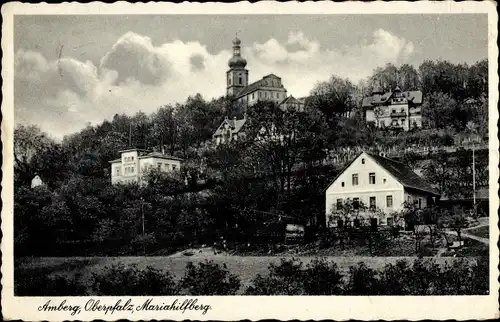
[325,151,440,228]
[363,85,424,131]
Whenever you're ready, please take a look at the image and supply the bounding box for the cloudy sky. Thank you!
[14,14,487,138]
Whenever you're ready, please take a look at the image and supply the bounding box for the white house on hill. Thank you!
[109,148,183,185]
[325,151,440,228]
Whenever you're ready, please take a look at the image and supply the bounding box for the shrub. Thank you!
[245,258,304,295]
[344,262,381,295]
[180,260,240,295]
[90,263,178,295]
[407,259,440,295]
[434,258,488,295]
[378,260,413,295]
[15,271,87,296]
[470,256,489,295]
[302,258,344,295]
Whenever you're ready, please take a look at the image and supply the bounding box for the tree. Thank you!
[439,206,469,246]
[308,75,358,136]
[14,125,56,186]
[244,101,326,197]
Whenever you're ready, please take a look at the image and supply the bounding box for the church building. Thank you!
[214,36,304,145]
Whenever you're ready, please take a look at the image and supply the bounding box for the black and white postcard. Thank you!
[1,1,499,320]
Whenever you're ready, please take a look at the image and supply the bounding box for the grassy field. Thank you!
[16,255,468,294]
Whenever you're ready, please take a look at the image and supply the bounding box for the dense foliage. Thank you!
[15,257,488,296]
[14,59,488,256]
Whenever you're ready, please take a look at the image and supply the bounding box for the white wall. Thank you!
[325,152,405,227]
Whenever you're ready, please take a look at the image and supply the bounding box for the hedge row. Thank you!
[15,257,488,296]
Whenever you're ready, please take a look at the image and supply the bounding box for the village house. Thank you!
[109,148,182,185]
[363,85,424,131]
[325,151,440,228]
[213,36,305,145]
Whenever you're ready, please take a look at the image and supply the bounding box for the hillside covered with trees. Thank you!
[14,59,488,256]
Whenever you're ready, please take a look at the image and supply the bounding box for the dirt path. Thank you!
[444,230,489,245]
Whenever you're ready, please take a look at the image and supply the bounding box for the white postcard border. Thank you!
[2,1,499,321]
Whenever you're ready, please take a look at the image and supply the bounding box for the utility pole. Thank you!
[141,197,145,255]
[472,141,476,213]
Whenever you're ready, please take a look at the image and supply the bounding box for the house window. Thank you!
[353,198,360,210]
[259,91,262,98]
[418,198,422,209]
[369,196,376,210]
[369,172,376,184]
[116,169,120,176]
[354,218,361,227]
[277,93,280,99]
[265,92,268,98]
[336,199,342,209]
[361,158,365,164]
[131,157,134,161]
[239,77,242,85]
[352,173,359,185]
[370,218,378,231]
[131,167,135,173]
[341,182,345,187]
[252,93,255,99]
[392,109,396,114]
[387,217,394,226]
[172,165,177,171]
[158,163,162,169]
[383,178,387,184]
[386,195,393,208]
[228,77,231,85]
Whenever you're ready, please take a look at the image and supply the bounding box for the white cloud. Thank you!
[14,29,415,138]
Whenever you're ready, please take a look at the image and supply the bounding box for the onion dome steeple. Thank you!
[228,35,247,69]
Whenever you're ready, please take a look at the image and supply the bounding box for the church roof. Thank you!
[235,75,287,100]
[235,79,262,99]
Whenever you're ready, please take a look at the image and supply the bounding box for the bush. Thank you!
[407,259,440,295]
[245,258,304,295]
[90,263,178,295]
[470,256,489,295]
[15,271,87,296]
[302,258,344,295]
[180,260,241,295]
[345,262,381,295]
[378,260,413,295]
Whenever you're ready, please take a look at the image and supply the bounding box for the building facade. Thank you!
[212,116,246,145]
[325,151,439,228]
[109,148,182,185]
[214,36,306,145]
[363,86,424,131]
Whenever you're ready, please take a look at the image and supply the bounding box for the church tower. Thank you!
[226,35,248,96]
